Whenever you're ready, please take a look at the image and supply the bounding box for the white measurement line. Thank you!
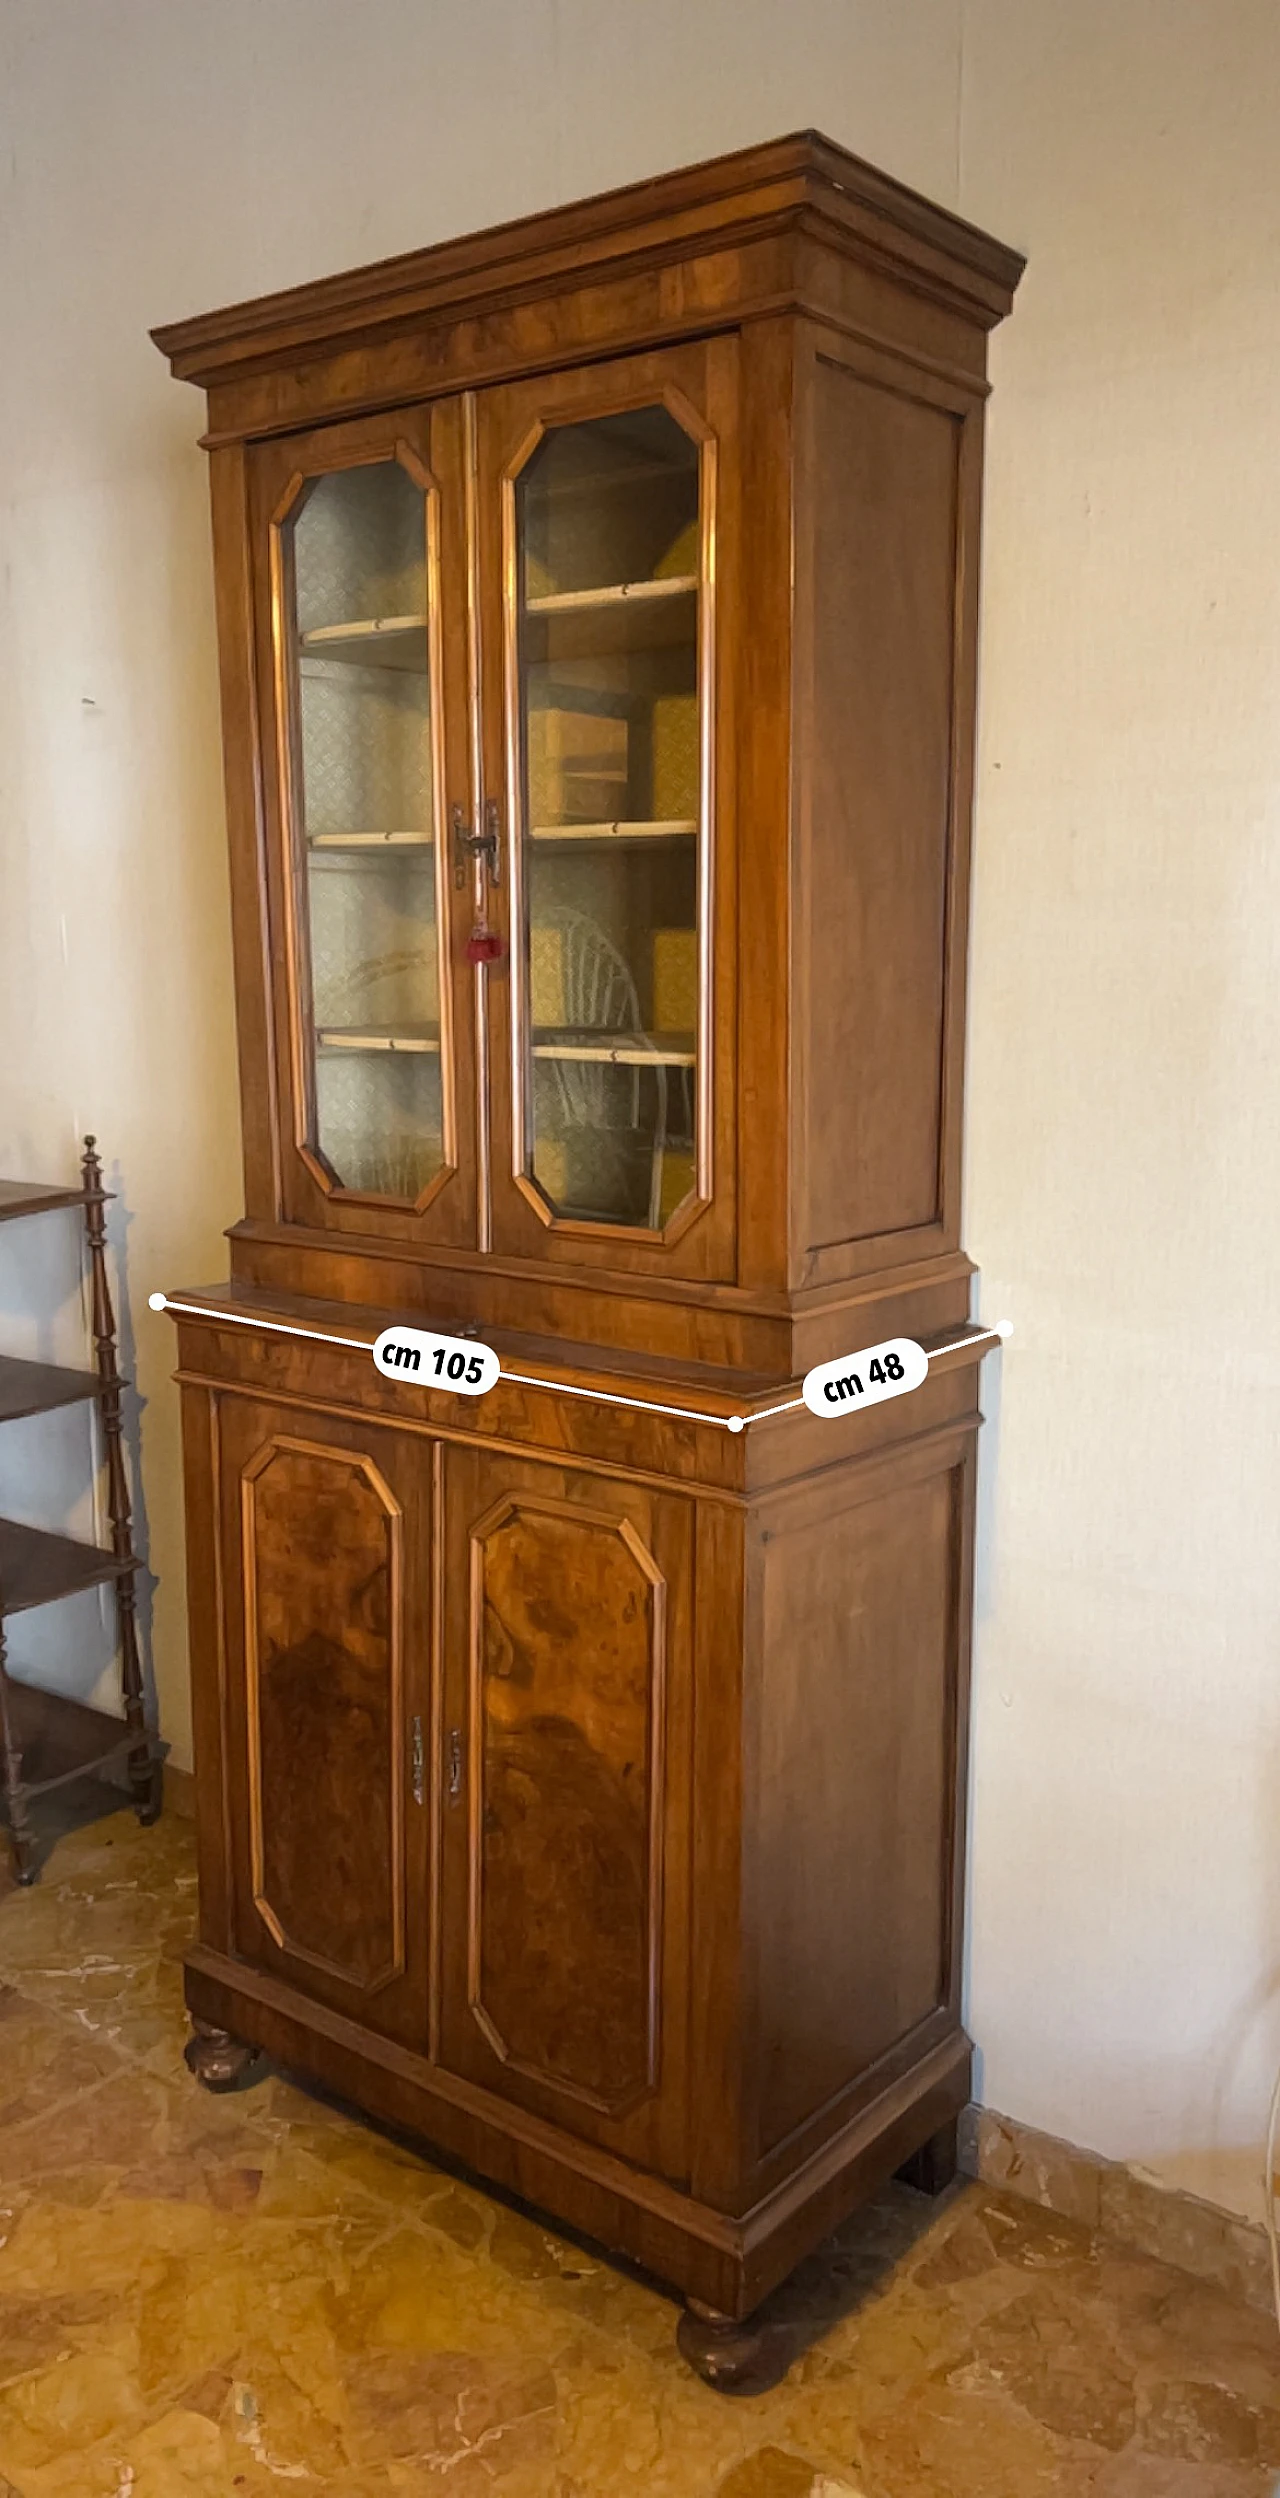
[499,1370,740,1429]
[151,1295,740,1427]
[746,1325,1010,1427]
[927,1324,1012,1362]
[149,1297,1010,1434]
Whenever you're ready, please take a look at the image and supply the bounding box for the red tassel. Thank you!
[466,926,504,966]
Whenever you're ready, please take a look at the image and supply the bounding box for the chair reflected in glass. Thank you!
[528,907,669,1230]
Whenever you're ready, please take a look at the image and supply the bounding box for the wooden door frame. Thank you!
[244,401,480,1247]
[471,338,741,1285]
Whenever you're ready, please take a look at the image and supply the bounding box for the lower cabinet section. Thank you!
[213,1395,693,2179]
[189,1364,979,2345]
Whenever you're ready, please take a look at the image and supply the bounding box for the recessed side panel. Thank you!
[794,346,967,1273]
[751,1433,973,2164]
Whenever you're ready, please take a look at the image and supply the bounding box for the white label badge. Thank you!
[802,1335,929,1419]
[372,1326,500,1397]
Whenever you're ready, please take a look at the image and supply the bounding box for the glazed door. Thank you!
[473,341,740,1280]
[438,1446,693,2182]
[249,402,479,1244]
[217,1396,434,2050]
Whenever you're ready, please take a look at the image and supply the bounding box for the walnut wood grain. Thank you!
[218,1399,434,2050]
[152,131,1023,404]
[156,134,1020,2380]
[438,1446,692,2180]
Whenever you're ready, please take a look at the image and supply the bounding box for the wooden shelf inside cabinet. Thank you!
[523,579,697,661]
[307,832,433,852]
[531,1028,696,1068]
[299,615,427,671]
[525,576,698,614]
[315,1024,441,1055]
[529,819,696,846]
[0,1138,161,1882]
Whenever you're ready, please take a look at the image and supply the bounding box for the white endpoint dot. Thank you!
[994,1318,1014,1340]
[727,1414,746,1435]
[147,1292,167,1312]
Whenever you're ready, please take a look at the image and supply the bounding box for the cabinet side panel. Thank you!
[796,353,961,1263]
[754,1453,963,2155]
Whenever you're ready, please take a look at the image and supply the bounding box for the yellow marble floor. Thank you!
[0,1802,1277,2496]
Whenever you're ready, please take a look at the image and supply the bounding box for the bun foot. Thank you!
[183,2021,264,2094]
[676,2297,784,2394]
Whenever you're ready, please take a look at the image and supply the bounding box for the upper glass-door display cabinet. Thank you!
[273,447,453,1207]
[509,404,708,1233]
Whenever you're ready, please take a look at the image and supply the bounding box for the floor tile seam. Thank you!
[966,2197,1269,2322]
[235,2131,449,2228]
[0,2058,173,2151]
[0,1988,177,2064]
[76,2328,569,2484]
[0,2063,151,2153]
[8,1977,175,2040]
[0,2370,267,2482]
[0,2082,301,2195]
[1125,2354,1280,2437]
[1068,2227,1271,2318]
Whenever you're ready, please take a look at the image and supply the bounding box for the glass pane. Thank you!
[285,459,444,1201]
[515,406,702,1229]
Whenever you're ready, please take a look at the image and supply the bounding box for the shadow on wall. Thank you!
[962,1308,1006,2115]
[0,1143,156,1729]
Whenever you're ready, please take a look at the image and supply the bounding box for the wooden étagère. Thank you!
[153,131,1023,2384]
[0,1138,161,1883]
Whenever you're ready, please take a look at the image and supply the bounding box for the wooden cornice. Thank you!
[151,129,1025,391]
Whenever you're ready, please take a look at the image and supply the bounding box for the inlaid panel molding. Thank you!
[465,1491,667,2118]
[241,1432,407,1991]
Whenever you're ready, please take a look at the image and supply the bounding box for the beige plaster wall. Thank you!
[0,0,1276,2223]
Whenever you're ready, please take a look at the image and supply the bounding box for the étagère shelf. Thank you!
[152,132,1023,2387]
[0,1138,162,1884]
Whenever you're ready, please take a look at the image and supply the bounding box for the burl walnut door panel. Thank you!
[216,1397,433,2048]
[439,1448,693,2180]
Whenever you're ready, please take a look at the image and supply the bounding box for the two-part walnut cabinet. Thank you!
[153,135,1022,2384]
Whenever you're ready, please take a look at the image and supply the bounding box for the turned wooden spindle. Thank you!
[80,1137,158,1822]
